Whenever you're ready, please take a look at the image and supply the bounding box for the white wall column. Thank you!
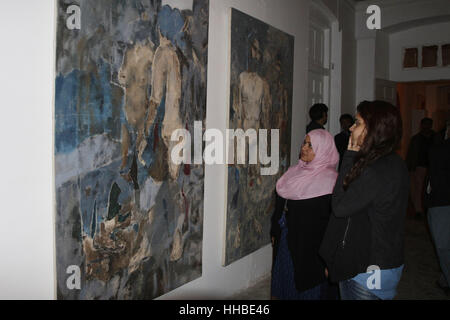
[356,36,376,104]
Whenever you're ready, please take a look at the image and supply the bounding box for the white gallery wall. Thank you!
[375,30,390,80]
[340,0,357,115]
[0,0,356,299]
[0,0,56,299]
[355,38,376,103]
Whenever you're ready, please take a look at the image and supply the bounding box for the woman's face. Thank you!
[300,135,315,162]
[350,113,367,148]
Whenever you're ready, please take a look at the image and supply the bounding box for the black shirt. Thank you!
[271,193,332,292]
[428,139,450,208]
[319,151,409,282]
[406,132,435,170]
[306,121,324,134]
[334,131,350,169]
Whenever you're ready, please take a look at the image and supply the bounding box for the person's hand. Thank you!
[325,268,328,278]
[271,237,275,247]
[348,132,361,151]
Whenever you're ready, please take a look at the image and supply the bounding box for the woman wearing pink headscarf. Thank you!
[271,129,339,300]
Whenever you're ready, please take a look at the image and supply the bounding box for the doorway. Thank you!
[397,80,450,159]
[307,1,341,135]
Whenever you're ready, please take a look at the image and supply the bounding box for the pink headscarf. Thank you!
[276,129,339,200]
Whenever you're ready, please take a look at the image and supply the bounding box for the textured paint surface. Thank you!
[225,9,294,266]
[55,0,208,299]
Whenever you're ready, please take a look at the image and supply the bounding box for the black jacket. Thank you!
[271,192,332,292]
[319,150,409,283]
[428,139,450,208]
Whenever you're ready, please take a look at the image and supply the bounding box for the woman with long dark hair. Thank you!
[319,100,409,300]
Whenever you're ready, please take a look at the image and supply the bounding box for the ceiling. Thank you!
[384,14,450,33]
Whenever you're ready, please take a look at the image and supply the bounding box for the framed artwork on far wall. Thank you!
[403,47,418,68]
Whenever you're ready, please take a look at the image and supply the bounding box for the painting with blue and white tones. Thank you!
[55,0,209,299]
[225,9,294,266]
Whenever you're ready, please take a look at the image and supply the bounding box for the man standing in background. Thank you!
[427,120,450,296]
[306,103,328,134]
[406,117,435,219]
[334,114,354,170]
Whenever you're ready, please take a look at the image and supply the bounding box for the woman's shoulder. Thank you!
[374,152,407,169]
[370,152,409,181]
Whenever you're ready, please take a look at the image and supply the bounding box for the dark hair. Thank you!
[339,114,354,124]
[420,117,433,126]
[309,103,328,121]
[343,100,402,190]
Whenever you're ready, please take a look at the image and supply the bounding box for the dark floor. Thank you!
[395,215,449,300]
[231,216,450,300]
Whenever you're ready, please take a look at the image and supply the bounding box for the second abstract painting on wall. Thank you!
[225,8,294,266]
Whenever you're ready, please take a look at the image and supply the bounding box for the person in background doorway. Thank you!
[319,100,409,300]
[427,120,450,297]
[433,116,450,145]
[306,103,328,134]
[334,114,355,170]
[270,129,339,300]
[406,117,435,219]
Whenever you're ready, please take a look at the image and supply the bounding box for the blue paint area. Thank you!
[119,94,166,188]
[158,5,187,51]
[162,198,168,223]
[110,229,118,241]
[115,175,134,205]
[55,60,125,154]
[227,166,240,210]
[55,70,80,154]
[91,200,97,238]
[79,159,134,235]
[137,160,149,189]
[228,166,240,183]
[140,95,167,173]
[118,212,131,223]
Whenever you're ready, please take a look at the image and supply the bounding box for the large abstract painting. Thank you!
[55,0,209,299]
[225,9,294,265]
